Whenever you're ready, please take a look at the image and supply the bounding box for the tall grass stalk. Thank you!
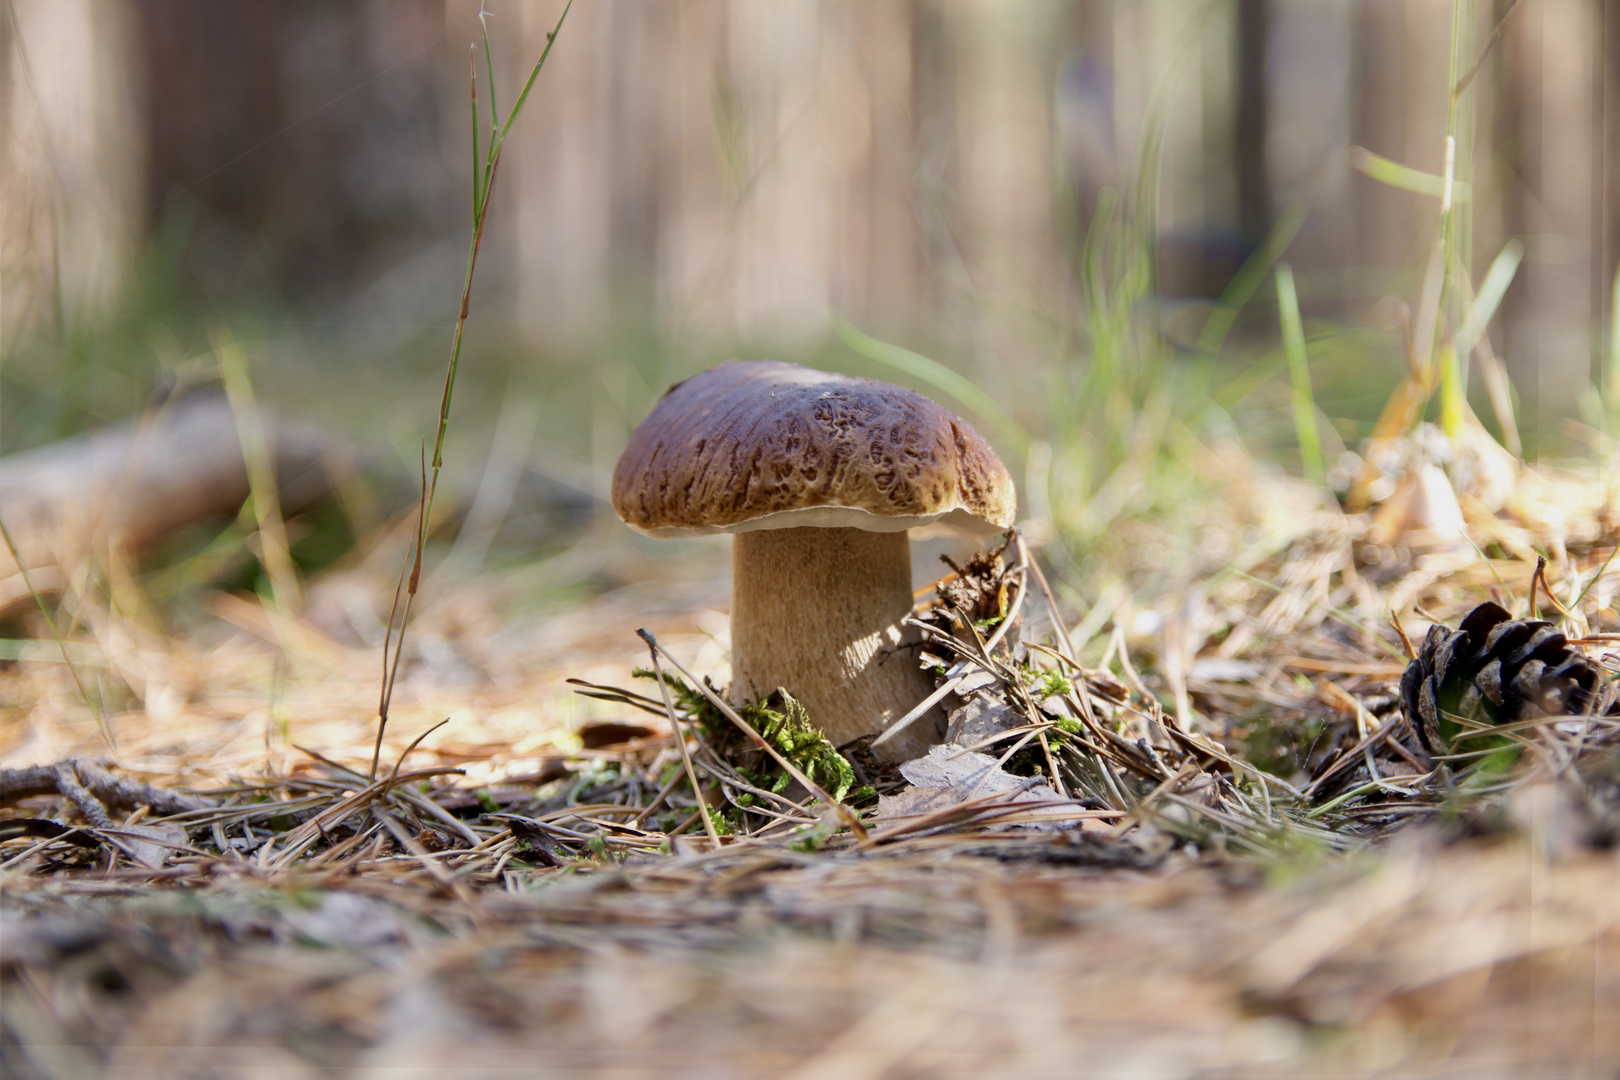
[1274,263,1323,484]
[215,328,300,616]
[216,327,300,753]
[835,6,1221,578]
[1349,0,1535,479]
[1457,240,1524,450]
[1350,146,1473,202]
[1041,7,1231,559]
[1364,0,1477,423]
[1419,0,1475,404]
[371,3,571,781]
[1456,241,1524,366]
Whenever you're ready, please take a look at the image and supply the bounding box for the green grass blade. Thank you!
[1079,187,1118,334]
[471,50,483,223]
[1122,3,1215,302]
[1350,146,1471,203]
[1437,342,1465,438]
[433,233,482,472]
[1275,263,1324,484]
[215,328,301,616]
[480,8,501,142]
[375,0,567,779]
[832,313,1028,452]
[499,1,571,145]
[1197,201,1306,355]
[1455,239,1523,363]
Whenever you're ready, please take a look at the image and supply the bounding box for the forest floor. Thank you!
[3,432,1619,1078]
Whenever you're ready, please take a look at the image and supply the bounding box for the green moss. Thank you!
[788,820,832,852]
[1011,661,1073,701]
[705,805,736,836]
[633,670,859,803]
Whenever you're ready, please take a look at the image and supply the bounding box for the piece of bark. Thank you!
[0,394,349,613]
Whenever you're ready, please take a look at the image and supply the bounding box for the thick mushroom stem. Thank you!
[730,526,943,761]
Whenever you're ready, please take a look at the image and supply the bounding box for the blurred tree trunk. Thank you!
[0,0,144,340]
[1498,0,1600,427]
[6,0,1617,443]
[130,0,452,303]
[1601,0,1619,360]
[509,0,941,349]
[1235,0,1269,245]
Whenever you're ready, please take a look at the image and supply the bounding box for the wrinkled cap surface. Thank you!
[612,360,1016,537]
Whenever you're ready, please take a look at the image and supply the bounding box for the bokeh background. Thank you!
[4,16,1620,1072]
[2,0,1618,580]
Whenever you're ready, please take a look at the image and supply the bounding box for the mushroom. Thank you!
[611,360,1015,761]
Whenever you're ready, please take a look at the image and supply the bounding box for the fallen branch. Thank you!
[0,394,351,614]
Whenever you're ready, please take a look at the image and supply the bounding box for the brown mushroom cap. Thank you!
[611,360,1015,537]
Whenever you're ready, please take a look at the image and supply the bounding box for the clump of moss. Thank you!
[633,670,864,803]
[705,805,737,836]
[1013,661,1072,700]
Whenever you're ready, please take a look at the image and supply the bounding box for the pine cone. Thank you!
[1400,601,1609,754]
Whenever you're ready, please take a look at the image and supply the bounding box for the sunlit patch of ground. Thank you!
[4,444,1620,1076]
